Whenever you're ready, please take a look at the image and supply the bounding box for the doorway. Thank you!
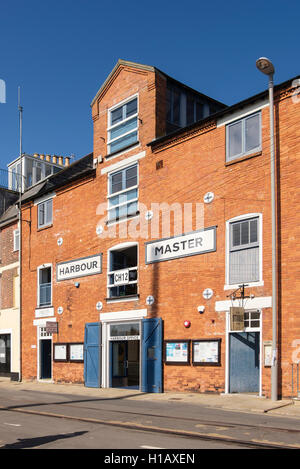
[111,340,139,388]
[39,338,52,380]
[229,331,260,393]
[0,334,11,375]
[228,310,261,393]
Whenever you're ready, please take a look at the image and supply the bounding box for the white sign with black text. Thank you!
[56,254,102,281]
[114,269,129,286]
[145,226,216,264]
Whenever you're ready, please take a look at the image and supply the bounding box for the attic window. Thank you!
[107,96,138,154]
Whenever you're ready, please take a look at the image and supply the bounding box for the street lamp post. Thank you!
[256,57,278,401]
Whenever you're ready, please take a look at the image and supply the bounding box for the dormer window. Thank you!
[107,96,138,155]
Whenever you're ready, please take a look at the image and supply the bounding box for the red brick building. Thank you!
[0,199,20,380]
[20,60,300,398]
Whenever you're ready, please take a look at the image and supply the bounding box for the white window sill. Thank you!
[106,213,140,227]
[106,296,139,304]
[105,143,141,162]
[224,281,264,291]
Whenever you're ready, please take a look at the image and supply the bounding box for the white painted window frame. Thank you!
[226,111,262,162]
[100,309,147,389]
[107,242,139,301]
[37,263,53,308]
[107,93,139,155]
[13,228,20,251]
[37,323,54,382]
[224,213,263,290]
[225,309,263,396]
[37,197,53,229]
[107,162,139,224]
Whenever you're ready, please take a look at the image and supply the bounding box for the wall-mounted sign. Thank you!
[145,226,216,264]
[164,340,190,365]
[230,307,245,331]
[53,343,67,362]
[56,253,102,281]
[35,307,54,318]
[96,301,103,311]
[110,335,140,341]
[69,343,84,362]
[114,269,129,286]
[192,339,221,366]
[46,321,58,334]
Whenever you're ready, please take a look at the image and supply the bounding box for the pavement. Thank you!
[0,377,300,419]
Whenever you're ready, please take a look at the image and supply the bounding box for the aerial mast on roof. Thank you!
[18,85,23,383]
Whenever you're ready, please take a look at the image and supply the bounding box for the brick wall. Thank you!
[20,64,300,397]
[0,221,19,310]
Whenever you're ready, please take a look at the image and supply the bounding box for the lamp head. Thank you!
[256,57,275,76]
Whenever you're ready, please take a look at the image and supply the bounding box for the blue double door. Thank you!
[229,332,260,393]
[84,318,163,392]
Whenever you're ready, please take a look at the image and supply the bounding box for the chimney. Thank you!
[65,157,70,167]
[58,156,64,166]
[46,154,51,162]
[52,155,58,164]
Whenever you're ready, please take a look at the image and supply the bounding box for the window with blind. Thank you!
[229,217,259,285]
[108,164,138,222]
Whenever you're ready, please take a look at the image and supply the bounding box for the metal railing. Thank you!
[0,168,24,192]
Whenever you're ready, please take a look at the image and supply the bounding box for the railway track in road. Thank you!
[0,402,299,449]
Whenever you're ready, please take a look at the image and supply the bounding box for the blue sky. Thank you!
[0,0,299,168]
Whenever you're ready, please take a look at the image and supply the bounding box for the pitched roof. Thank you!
[90,59,227,108]
[90,59,155,107]
[0,203,18,228]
